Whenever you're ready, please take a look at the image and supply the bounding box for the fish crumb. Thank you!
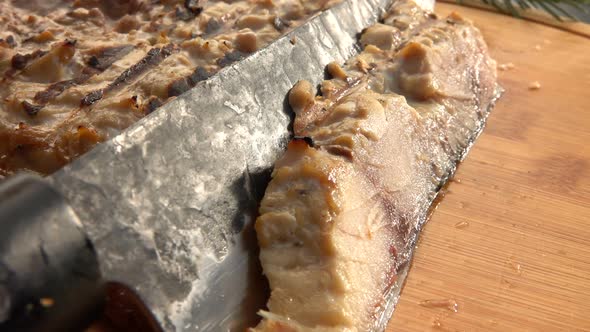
[528,81,541,90]
[534,44,542,51]
[498,62,515,71]
[454,220,469,229]
[419,299,459,312]
[432,318,443,329]
[506,259,522,275]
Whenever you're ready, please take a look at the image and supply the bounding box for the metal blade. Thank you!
[46,0,400,331]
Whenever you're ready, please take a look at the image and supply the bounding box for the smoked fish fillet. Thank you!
[0,0,341,177]
[252,1,499,331]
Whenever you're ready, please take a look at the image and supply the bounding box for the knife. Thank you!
[0,0,434,331]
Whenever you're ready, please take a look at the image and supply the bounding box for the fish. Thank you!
[0,0,343,177]
[252,2,499,331]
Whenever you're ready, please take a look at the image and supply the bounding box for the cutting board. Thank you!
[387,3,590,332]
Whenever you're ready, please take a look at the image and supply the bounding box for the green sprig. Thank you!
[471,0,590,20]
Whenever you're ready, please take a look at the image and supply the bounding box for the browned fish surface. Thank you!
[0,0,341,177]
[252,2,498,331]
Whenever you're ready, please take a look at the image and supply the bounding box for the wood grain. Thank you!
[386,3,590,332]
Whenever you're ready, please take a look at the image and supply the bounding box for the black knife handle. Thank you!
[0,173,104,332]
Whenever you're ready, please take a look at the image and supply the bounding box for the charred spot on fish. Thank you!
[273,17,291,31]
[217,50,246,67]
[32,45,133,104]
[142,96,163,115]
[86,45,134,71]
[205,18,221,34]
[81,90,104,106]
[130,95,139,108]
[11,54,28,69]
[175,1,202,22]
[34,79,78,104]
[175,6,193,21]
[6,35,16,48]
[87,55,100,68]
[163,43,178,55]
[188,66,211,85]
[184,0,203,15]
[428,13,438,20]
[10,50,48,70]
[293,136,315,147]
[104,44,177,94]
[80,44,176,106]
[167,78,191,97]
[22,101,43,116]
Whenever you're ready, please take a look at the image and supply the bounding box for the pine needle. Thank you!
[464,0,590,21]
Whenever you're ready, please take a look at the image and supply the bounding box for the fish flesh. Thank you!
[0,0,342,177]
[252,1,499,331]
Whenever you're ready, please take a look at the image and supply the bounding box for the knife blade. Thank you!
[43,0,434,331]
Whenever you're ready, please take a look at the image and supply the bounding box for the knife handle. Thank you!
[0,173,104,332]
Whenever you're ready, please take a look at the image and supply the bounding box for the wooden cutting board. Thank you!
[387,3,590,332]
